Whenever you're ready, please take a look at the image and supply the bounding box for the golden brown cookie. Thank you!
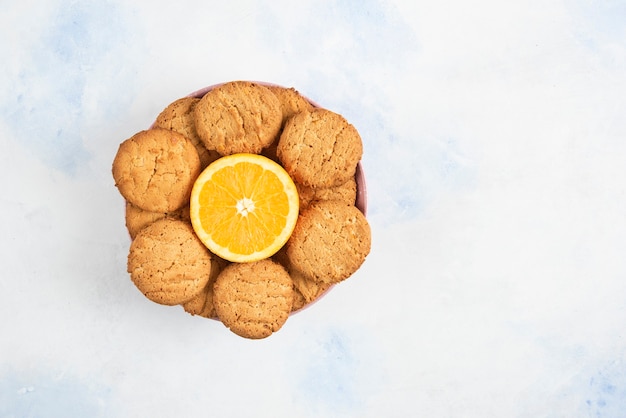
[261,86,311,163]
[182,256,230,318]
[285,200,371,284]
[213,259,293,339]
[296,176,357,211]
[273,248,332,312]
[124,201,190,240]
[277,108,363,189]
[193,81,282,155]
[112,128,201,213]
[289,267,332,312]
[154,97,222,169]
[127,218,212,306]
[266,85,313,127]
[291,289,307,312]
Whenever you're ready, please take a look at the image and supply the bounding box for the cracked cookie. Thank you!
[193,81,282,155]
[112,128,201,213]
[284,200,371,284]
[127,218,213,305]
[290,267,332,311]
[277,108,362,189]
[213,259,293,339]
[182,255,230,319]
[261,86,313,162]
[154,97,222,169]
[124,201,190,240]
[266,85,314,128]
[295,176,357,211]
[273,248,332,312]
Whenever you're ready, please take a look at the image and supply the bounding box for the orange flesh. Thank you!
[191,155,298,261]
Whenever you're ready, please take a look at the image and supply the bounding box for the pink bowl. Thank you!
[155,82,367,317]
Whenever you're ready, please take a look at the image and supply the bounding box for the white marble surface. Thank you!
[2,0,626,416]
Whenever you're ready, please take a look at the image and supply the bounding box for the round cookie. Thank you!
[273,248,332,311]
[291,288,307,312]
[277,108,363,189]
[127,218,213,306]
[289,267,332,312]
[261,86,312,163]
[112,128,201,213]
[285,200,371,284]
[296,176,357,211]
[125,201,190,240]
[266,85,313,127]
[213,259,293,339]
[193,81,282,155]
[182,256,230,319]
[182,281,217,318]
[154,97,222,169]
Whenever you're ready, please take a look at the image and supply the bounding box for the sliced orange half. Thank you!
[190,153,299,263]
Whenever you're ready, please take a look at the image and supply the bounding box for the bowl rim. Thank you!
[152,81,368,317]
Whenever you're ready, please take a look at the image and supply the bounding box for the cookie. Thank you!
[213,259,293,339]
[296,176,357,210]
[266,85,314,127]
[285,200,371,284]
[112,128,201,213]
[125,201,190,240]
[182,256,230,319]
[291,289,307,312]
[287,266,332,312]
[277,108,362,189]
[193,81,282,155]
[261,85,314,162]
[273,248,332,312]
[127,218,213,306]
[154,97,222,168]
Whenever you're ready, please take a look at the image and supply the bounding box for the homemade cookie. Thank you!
[277,108,362,189]
[154,97,221,168]
[296,176,357,210]
[266,85,314,127]
[291,288,307,312]
[112,128,201,213]
[127,218,212,305]
[193,81,282,155]
[289,267,332,312]
[213,259,293,339]
[182,256,230,319]
[125,201,190,240]
[273,248,332,311]
[285,200,371,284]
[261,85,313,162]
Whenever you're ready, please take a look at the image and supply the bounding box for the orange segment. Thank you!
[190,153,299,262]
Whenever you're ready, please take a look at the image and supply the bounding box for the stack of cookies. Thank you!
[112,81,371,339]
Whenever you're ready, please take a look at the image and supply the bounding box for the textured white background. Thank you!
[1,0,626,417]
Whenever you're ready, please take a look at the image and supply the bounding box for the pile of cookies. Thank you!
[112,81,371,339]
